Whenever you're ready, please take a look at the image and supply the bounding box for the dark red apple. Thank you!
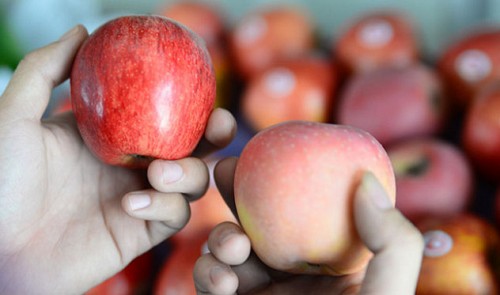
[462,81,500,181]
[241,54,338,131]
[387,138,474,222]
[337,64,447,146]
[334,10,419,76]
[70,15,216,168]
[228,5,315,80]
[416,214,500,294]
[86,250,153,295]
[438,28,500,107]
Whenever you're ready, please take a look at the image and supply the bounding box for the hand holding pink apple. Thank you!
[232,121,396,276]
[193,155,424,294]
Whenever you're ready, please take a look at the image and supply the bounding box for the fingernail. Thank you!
[59,25,81,41]
[360,172,393,210]
[218,230,237,247]
[162,161,184,184]
[128,193,151,211]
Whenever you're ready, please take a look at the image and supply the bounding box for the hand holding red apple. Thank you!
[71,15,217,168]
[0,24,236,295]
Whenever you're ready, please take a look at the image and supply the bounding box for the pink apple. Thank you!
[416,214,500,294]
[334,10,419,76]
[234,121,395,276]
[337,64,447,146]
[71,15,216,168]
[228,5,315,80]
[241,54,338,132]
[387,138,474,222]
[462,81,500,181]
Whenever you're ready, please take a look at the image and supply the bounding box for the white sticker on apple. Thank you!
[264,68,296,98]
[423,230,453,257]
[357,19,394,48]
[455,49,492,82]
[235,15,268,46]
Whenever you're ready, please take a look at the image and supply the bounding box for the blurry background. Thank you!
[0,0,497,63]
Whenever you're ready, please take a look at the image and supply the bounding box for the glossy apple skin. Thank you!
[337,64,446,146]
[158,1,232,109]
[416,214,500,294]
[334,10,418,76]
[388,138,473,222]
[234,121,395,276]
[241,55,338,132]
[438,28,500,107]
[462,82,500,181]
[228,5,315,80]
[71,15,216,168]
[86,250,153,295]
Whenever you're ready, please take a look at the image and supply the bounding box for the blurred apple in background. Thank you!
[387,138,473,222]
[337,64,447,146]
[438,28,500,108]
[86,250,153,295]
[170,157,236,245]
[334,10,419,77]
[416,214,500,294]
[241,54,338,132]
[154,234,208,295]
[234,121,395,276]
[462,81,500,181]
[228,4,316,80]
[158,1,233,109]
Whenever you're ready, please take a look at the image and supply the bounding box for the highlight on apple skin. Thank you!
[234,120,395,276]
[70,15,216,168]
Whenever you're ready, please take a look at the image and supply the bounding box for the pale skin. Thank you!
[193,158,425,295]
[0,25,237,294]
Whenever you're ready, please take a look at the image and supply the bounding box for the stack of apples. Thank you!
[44,1,500,294]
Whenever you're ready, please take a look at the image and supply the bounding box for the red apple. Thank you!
[228,5,315,80]
[86,250,153,295]
[154,234,208,295]
[157,1,232,109]
[70,15,216,168]
[462,81,500,181]
[241,54,338,132]
[334,10,419,76]
[337,64,447,146]
[416,214,500,294]
[387,138,474,222]
[171,157,236,245]
[438,27,500,107]
[234,121,395,276]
